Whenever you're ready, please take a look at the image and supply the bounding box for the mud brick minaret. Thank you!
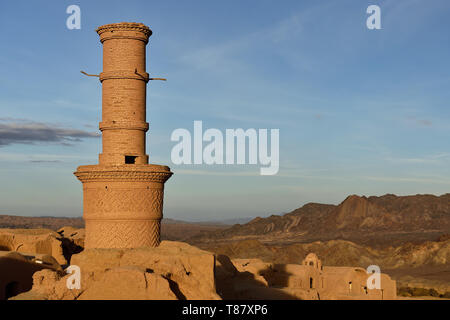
[74,22,173,249]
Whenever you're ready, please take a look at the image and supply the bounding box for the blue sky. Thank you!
[0,0,449,220]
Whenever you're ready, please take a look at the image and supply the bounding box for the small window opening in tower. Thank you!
[125,156,137,164]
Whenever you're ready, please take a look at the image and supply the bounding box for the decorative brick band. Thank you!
[99,70,149,82]
[83,187,164,220]
[74,165,173,183]
[85,219,161,248]
[96,22,152,44]
[99,121,149,132]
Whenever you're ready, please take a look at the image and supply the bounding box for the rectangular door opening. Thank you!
[125,155,137,164]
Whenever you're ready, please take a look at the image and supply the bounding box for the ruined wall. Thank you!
[0,251,61,300]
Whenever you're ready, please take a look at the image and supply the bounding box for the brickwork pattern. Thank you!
[85,219,161,248]
[74,22,172,248]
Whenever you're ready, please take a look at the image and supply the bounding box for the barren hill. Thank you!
[202,238,450,269]
[188,194,450,246]
[0,215,84,230]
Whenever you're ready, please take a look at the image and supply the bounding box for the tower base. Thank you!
[74,164,172,249]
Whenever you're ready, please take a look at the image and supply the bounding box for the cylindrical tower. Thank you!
[74,22,172,249]
[97,22,151,166]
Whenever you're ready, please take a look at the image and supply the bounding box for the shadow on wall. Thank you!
[262,264,295,288]
[0,254,41,300]
[59,237,84,266]
[0,252,62,300]
[5,281,20,299]
[215,254,299,300]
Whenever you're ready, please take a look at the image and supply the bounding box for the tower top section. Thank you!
[96,22,152,43]
[96,21,152,165]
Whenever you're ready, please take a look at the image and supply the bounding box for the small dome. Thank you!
[302,253,322,269]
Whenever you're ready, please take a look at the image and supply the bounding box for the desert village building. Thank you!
[74,23,173,249]
[233,253,397,300]
[290,253,396,300]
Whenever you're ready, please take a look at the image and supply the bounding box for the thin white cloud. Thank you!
[384,157,438,164]
[0,152,96,162]
[175,2,334,75]
[174,168,260,177]
[405,116,433,127]
[363,175,450,185]
[384,152,450,165]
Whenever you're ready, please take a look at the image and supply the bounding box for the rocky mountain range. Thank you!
[188,194,450,247]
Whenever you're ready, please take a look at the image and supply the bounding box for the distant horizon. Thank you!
[1,191,448,222]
